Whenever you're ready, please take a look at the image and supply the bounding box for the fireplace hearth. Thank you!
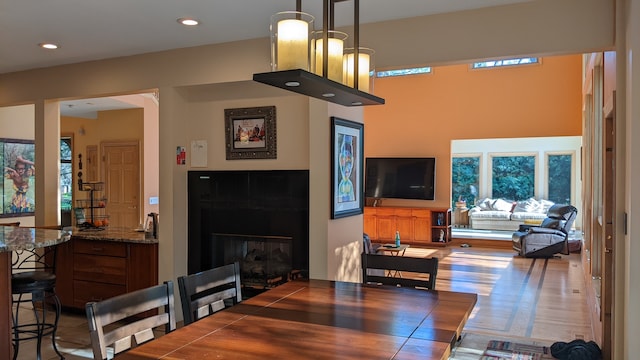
[188,170,309,291]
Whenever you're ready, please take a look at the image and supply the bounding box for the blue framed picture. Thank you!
[331,117,364,219]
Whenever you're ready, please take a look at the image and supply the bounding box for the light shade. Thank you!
[312,30,348,83]
[270,11,314,71]
[343,48,375,93]
[257,0,385,107]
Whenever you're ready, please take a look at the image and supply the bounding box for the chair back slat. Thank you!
[86,281,176,360]
[178,261,242,325]
[362,253,438,290]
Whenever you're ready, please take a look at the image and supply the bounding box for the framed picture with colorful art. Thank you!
[224,106,277,160]
[331,117,364,219]
[1,138,36,217]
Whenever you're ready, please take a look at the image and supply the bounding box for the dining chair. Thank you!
[85,281,176,360]
[362,233,382,254]
[11,225,65,360]
[177,261,242,325]
[361,252,439,290]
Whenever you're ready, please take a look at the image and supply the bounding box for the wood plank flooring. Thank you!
[14,244,593,359]
[408,244,594,344]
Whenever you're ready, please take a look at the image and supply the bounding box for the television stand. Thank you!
[364,206,452,247]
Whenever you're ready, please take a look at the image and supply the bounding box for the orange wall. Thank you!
[364,55,583,208]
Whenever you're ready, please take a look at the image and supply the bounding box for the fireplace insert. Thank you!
[187,170,309,289]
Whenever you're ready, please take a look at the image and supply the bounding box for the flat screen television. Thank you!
[365,157,436,200]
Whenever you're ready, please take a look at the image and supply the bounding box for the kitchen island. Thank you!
[0,226,71,358]
[56,227,159,311]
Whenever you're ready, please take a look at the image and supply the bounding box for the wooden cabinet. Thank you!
[412,209,432,242]
[56,238,158,310]
[363,207,377,239]
[430,208,452,244]
[363,206,451,246]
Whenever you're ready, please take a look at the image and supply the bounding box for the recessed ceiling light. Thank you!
[177,18,199,26]
[39,43,59,50]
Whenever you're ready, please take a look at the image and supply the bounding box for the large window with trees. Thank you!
[547,153,573,204]
[451,137,581,229]
[490,154,536,201]
[451,156,480,207]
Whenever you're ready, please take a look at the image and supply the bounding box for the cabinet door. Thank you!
[74,254,127,284]
[394,208,414,242]
[73,280,126,308]
[363,208,378,240]
[375,208,396,240]
[54,240,74,307]
[128,243,158,293]
[412,209,432,244]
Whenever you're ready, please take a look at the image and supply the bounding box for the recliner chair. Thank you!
[512,204,578,257]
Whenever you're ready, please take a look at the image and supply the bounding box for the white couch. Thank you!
[468,198,553,231]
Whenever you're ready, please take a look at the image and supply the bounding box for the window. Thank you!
[547,153,572,204]
[472,57,539,69]
[60,138,72,211]
[491,155,535,201]
[451,156,480,207]
[376,67,432,78]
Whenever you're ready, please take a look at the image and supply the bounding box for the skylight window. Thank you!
[376,67,432,78]
[472,57,539,69]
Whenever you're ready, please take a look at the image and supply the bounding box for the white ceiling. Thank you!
[2,0,531,115]
[60,95,156,119]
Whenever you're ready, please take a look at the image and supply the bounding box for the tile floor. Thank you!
[13,304,96,360]
[13,302,171,360]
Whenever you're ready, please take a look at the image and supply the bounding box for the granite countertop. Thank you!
[70,226,158,244]
[0,226,71,252]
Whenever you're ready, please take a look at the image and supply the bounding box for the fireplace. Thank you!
[187,170,309,290]
[214,233,297,288]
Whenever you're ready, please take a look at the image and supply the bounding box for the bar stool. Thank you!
[11,226,64,360]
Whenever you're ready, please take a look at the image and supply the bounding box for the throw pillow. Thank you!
[477,198,493,210]
[492,198,514,212]
[513,198,539,213]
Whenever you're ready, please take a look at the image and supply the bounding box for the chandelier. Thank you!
[253,0,385,107]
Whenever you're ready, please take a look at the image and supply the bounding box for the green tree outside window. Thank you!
[548,154,572,204]
[452,156,479,207]
[491,155,535,201]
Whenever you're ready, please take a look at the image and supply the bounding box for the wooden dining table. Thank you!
[0,225,71,359]
[120,278,477,360]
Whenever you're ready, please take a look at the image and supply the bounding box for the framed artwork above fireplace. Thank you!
[224,106,277,160]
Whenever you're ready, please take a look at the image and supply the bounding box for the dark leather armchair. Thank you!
[512,204,578,257]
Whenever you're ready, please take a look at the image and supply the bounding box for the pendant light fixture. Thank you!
[270,8,314,71]
[312,30,348,82]
[253,0,385,107]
